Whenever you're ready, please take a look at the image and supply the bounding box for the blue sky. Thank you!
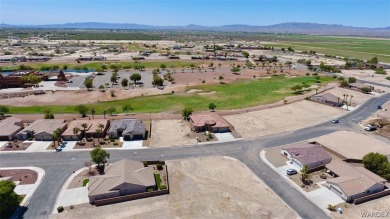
[1,0,389,27]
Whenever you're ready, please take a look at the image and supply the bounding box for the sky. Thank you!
[1,0,389,28]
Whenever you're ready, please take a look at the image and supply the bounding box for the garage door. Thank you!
[329,185,344,199]
[291,159,302,170]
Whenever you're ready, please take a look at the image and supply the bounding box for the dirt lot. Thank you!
[224,100,345,138]
[325,87,371,106]
[51,156,297,219]
[312,131,390,160]
[332,196,390,218]
[0,169,38,185]
[340,69,390,84]
[149,120,197,147]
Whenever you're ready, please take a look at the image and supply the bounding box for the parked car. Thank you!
[331,119,339,124]
[67,80,73,83]
[377,105,382,109]
[55,147,62,152]
[286,169,298,175]
[365,124,377,131]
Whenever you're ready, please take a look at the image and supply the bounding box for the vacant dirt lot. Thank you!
[341,69,389,84]
[312,131,390,160]
[149,120,196,147]
[51,156,297,219]
[332,196,390,218]
[325,87,371,106]
[224,100,345,138]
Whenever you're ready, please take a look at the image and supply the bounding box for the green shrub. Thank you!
[156,164,163,171]
[82,179,89,187]
[160,185,167,190]
[57,206,64,213]
[113,142,118,146]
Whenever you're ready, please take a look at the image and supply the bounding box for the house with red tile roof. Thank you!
[189,112,232,133]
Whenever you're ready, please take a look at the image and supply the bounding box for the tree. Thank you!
[98,84,105,92]
[110,73,117,85]
[90,108,96,119]
[208,103,216,111]
[363,152,388,174]
[339,80,349,88]
[160,64,167,70]
[81,123,88,134]
[300,165,310,185]
[75,104,89,117]
[348,77,357,83]
[291,85,303,94]
[73,127,80,140]
[231,66,240,74]
[44,110,54,119]
[182,107,193,120]
[122,104,134,114]
[0,105,10,118]
[90,147,110,171]
[130,73,142,85]
[51,128,62,147]
[107,106,116,116]
[361,87,372,94]
[84,78,93,91]
[63,65,68,71]
[242,51,249,58]
[0,180,21,218]
[121,78,128,89]
[152,75,164,87]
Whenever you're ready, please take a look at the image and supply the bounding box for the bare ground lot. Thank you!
[340,69,390,85]
[311,131,390,160]
[0,169,38,185]
[149,120,197,148]
[224,100,345,138]
[332,196,390,218]
[51,156,297,219]
[325,87,371,106]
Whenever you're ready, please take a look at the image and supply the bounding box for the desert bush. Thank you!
[57,206,64,213]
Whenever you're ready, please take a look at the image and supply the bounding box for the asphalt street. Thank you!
[1,92,390,219]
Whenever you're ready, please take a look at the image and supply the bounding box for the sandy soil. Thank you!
[312,131,390,160]
[0,169,38,185]
[325,87,372,106]
[332,196,390,218]
[51,156,297,219]
[224,100,345,138]
[149,120,197,147]
[340,69,389,84]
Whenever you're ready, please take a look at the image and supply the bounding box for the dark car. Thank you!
[377,106,382,109]
[331,119,339,124]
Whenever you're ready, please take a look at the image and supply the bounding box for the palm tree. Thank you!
[300,165,310,185]
[349,95,353,106]
[81,123,88,138]
[95,129,101,143]
[90,109,95,119]
[98,124,104,141]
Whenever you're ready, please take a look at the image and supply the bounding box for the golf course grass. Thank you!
[8,75,336,114]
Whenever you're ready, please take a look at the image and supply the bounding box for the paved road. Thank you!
[1,92,390,219]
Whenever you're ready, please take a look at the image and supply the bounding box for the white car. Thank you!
[365,125,377,131]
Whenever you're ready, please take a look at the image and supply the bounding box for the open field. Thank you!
[224,100,345,138]
[51,156,297,219]
[6,76,336,114]
[265,35,390,62]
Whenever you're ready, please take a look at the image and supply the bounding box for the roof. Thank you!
[88,159,156,196]
[190,112,230,128]
[0,117,23,136]
[18,119,66,135]
[283,142,332,166]
[62,119,108,135]
[326,159,386,196]
[312,93,340,103]
[108,119,145,135]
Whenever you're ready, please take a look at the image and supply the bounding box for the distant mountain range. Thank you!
[1,22,390,36]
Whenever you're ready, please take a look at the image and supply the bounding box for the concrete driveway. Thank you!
[120,138,144,149]
[214,133,236,142]
[14,184,35,195]
[26,141,52,152]
[61,141,77,151]
[306,187,344,209]
[57,187,89,207]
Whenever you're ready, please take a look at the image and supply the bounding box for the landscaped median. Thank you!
[7,75,336,114]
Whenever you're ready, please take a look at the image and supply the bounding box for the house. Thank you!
[88,159,157,204]
[62,119,109,141]
[16,119,67,141]
[311,93,342,107]
[190,112,232,133]
[108,119,146,140]
[325,159,387,202]
[0,117,23,141]
[281,142,332,170]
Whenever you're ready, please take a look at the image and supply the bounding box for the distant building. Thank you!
[62,119,109,141]
[0,117,23,141]
[0,55,26,62]
[16,119,67,141]
[311,93,342,107]
[26,56,51,62]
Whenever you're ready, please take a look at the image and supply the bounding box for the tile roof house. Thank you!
[108,119,146,141]
[190,112,232,133]
[62,119,109,141]
[281,142,332,170]
[0,117,23,141]
[311,93,342,107]
[16,119,67,141]
[325,159,387,202]
[88,159,156,204]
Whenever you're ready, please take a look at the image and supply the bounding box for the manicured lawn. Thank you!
[154,174,162,190]
[8,75,336,114]
[82,179,89,187]
[1,60,202,72]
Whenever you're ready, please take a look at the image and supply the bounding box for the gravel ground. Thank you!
[50,156,297,219]
[149,120,196,147]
